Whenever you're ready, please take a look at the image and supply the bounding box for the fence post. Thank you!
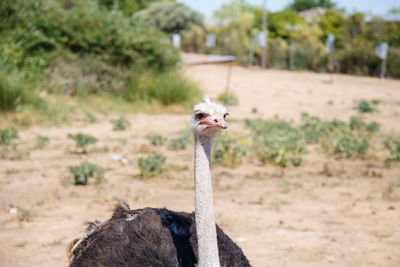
[248,36,255,68]
[225,62,232,94]
[261,0,268,69]
[376,42,388,79]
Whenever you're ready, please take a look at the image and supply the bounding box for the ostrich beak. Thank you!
[217,119,228,129]
[199,116,227,129]
[214,115,228,129]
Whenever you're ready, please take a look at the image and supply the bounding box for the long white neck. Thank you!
[194,133,220,267]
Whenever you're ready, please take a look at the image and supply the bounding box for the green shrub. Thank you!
[138,153,166,177]
[85,111,96,123]
[321,127,371,158]
[218,92,238,106]
[0,63,46,112]
[124,69,200,105]
[293,44,327,71]
[133,2,204,34]
[246,119,306,167]
[301,115,374,159]
[168,129,192,150]
[35,135,50,149]
[111,116,131,131]
[68,133,98,153]
[365,122,380,133]
[0,127,19,146]
[213,134,248,167]
[1,0,179,70]
[169,137,189,150]
[147,135,166,146]
[0,127,19,157]
[349,116,380,133]
[386,47,400,79]
[337,43,380,76]
[384,137,400,167]
[18,209,35,222]
[349,116,365,130]
[356,100,375,113]
[68,160,105,185]
[300,113,346,144]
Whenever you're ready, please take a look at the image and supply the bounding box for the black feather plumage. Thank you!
[69,203,251,267]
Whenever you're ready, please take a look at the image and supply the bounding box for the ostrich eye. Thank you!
[195,113,206,120]
[223,113,229,119]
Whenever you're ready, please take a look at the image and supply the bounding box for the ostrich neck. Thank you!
[194,133,220,267]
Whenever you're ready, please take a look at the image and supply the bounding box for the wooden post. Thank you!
[248,37,255,68]
[289,40,294,70]
[225,62,232,94]
[328,54,334,83]
[380,58,386,79]
[261,0,268,69]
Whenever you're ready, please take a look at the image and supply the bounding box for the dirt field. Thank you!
[1,65,400,267]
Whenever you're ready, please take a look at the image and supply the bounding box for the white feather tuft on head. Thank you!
[194,97,227,116]
[203,96,211,104]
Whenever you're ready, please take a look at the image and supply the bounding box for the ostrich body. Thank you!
[68,98,250,267]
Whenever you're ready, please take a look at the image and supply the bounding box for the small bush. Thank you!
[213,135,248,167]
[321,128,371,158]
[218,92,238,106]
[68,160,105,185]
[1,0,179,70]
[35,135,50,149]
[68,133,98,153]
[111,116,131,131]
[349,116,380,133]
[365,122,380,133]
[0,127,19,146]
[0,64,46,112]
[85,112,96,123]
[169,137,189,150]
[0,127,19,157]
[300,113,346,144]
[147,135,167,146]
[246,119,306,167]
[337,43,381,77]
[384,137,400,167]
[168,129,192,150]
[18,209,35,222]
[124,70,200,105]
[356,100,376,113]
[138,153,166,177]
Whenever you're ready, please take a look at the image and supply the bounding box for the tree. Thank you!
[288,0,336,12]
[96,0,174,16]
[389,7,400,14]
[318,9,346,47]
[210,0,256,64]
[132,2,203,34]
[257,10,306,39]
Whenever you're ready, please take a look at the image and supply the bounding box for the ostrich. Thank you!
[67,98,251,267]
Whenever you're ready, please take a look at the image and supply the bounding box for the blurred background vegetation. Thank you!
[0,0,200,126]
[181,0,400,77]
[1,0,399,127]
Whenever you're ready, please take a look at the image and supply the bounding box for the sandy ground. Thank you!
[1,65,400,267]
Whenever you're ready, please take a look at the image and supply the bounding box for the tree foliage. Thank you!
[288,0,336,12]
[209,0,256,64]
[95,0,174,16]
[133,2,203,34]
[0,0,179,70]
[203,0,400,78]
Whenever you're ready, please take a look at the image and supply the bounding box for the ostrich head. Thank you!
[190,97,229,138]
